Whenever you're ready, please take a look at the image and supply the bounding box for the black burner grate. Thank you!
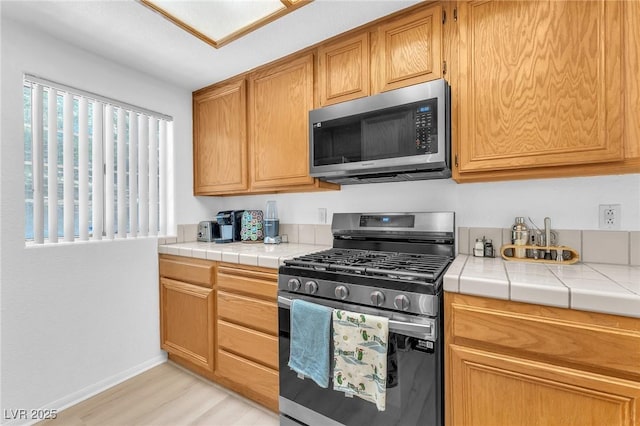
[284,248,451,283]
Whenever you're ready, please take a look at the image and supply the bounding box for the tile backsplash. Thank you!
[167,224,638,266]
[459,227,640,266]
[172,223,333,246]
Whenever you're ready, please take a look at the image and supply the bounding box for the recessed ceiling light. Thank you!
[139,0,312,49]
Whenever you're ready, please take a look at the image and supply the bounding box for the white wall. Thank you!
[213,175,640,231]
[0,17,213,422]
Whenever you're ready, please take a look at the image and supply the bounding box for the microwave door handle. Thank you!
[277,296,435,341]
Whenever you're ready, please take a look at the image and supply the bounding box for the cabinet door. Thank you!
[193,78,247,194]
[373,4,442,93]
[448,345,640,426]
[248,54,315,189]
[318,32,370,106]
[457,0,623,174]
[160,277,214,372]
[623,0,640,164]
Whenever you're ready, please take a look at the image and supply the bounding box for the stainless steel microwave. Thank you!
[309,79,450,184]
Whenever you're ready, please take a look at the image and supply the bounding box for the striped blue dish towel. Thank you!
[288,299,333,388]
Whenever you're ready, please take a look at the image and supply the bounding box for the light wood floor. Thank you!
[40,362,279,426]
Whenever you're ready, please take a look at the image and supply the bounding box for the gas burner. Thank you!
[284,248,451,284]
[278,212,455,315]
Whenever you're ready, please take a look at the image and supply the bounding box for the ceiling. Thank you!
[1,0,420,92]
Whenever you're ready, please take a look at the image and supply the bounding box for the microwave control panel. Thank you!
[415,100,438,154]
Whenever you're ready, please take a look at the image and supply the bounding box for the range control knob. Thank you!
[370,291,385,306]
[394,295,411,311]
[335,285,349,300]
[287,278,301,291]
[304,281,318,294]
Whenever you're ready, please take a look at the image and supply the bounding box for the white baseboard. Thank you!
[2,353,168,426]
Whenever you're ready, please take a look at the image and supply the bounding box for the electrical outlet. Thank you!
[599,204,621,230]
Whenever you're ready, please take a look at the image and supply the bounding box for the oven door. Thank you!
[278,293,443,426]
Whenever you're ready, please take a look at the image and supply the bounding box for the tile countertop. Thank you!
[158,241,331,269]
[444,255,640,318]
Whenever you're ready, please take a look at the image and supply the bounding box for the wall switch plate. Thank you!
[318,208,327,224]
[599,204,621,230]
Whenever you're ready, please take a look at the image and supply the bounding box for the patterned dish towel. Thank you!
[332,309,389,411]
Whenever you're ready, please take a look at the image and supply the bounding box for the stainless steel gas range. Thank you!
[278,212,455,426]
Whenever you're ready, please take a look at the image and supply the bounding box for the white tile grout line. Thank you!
[584,264,638,294]
[545,264,572,308]
[456,255,471,293]
[502,260,511,300]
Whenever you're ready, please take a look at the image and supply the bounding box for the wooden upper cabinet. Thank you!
[193,78,248,195]
[318,32,370,106]
[248,54,316,189]
[457,0,624,174]
[623,0,640,163]
[373,4,443,93]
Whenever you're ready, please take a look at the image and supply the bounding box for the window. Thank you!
[24,75,172,243]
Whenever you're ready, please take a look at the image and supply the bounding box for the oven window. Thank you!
[278,307,443,426]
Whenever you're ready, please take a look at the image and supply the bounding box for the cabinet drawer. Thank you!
[447,293,640,379]
[217,291,277,335]
[217,265,277,300]
[159,255,214,288]
[218,320,278,370]
[217,350,278,411]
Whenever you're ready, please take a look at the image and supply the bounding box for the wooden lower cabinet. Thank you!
[445,293,640,426]
[159,256,215,373]
[218,320,278,370]
[216,350,279,410]
[449,345,640,426]
[215,264,279,412]
[159,256,280,412]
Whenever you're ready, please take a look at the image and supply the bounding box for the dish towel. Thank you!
[333,309,389,411]
[288,299,333,388]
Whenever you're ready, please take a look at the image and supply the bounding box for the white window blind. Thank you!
[24,75,172,243]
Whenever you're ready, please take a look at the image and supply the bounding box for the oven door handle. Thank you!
[278,295,436,341]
